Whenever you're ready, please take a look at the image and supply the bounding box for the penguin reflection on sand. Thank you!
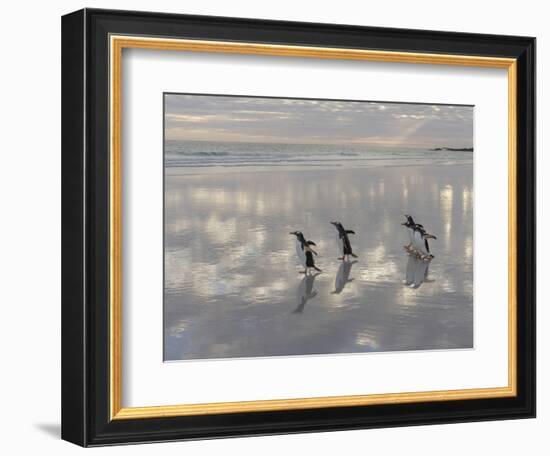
[332,260,357,294]
[330,221,358,261]
[403,254,433,288]
[293,272,321,314]
[290,231,322,274]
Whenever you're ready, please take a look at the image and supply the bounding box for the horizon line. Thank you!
[164,138,474,149]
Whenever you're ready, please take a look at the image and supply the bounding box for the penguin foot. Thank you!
[337,257,344,260]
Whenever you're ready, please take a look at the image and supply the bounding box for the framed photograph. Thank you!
[61,8,535,446]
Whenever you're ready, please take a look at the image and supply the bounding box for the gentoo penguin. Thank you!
[411,224,436,260]
[293,272,320,314]
[329,221,358,261]
[420,231,437,260]
[332,260,357,294]
[401,214,416,249]
[290,231,322,274]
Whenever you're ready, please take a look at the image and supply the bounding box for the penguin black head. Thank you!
[402,214,415,227]
[290,231,305,242]
[330,221,347,236]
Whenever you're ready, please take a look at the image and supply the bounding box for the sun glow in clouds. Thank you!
[165,94,474,148]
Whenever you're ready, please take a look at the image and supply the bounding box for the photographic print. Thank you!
[163,93,474,361]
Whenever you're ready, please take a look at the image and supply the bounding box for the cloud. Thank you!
[164,94,473,147]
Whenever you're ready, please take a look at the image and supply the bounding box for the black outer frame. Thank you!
[61,8,536,447]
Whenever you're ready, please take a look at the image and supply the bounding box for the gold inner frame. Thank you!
[109,35,517,420]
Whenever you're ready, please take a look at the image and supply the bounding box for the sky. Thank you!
[165,94,473,148]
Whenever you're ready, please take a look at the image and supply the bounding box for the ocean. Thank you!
[164,140,473,169]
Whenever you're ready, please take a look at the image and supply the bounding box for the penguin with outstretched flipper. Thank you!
[329,221,358,261]
[290,231,322,274]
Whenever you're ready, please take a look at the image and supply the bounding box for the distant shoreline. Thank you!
[429,147,473,152]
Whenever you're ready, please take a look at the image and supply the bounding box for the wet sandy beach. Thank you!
[164,163,473,360]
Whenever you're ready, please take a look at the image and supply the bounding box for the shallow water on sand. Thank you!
[164,164,473,361]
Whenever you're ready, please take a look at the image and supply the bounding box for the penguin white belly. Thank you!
[413,231,424,253]
[295,239,306,267]
[337,234,344,256]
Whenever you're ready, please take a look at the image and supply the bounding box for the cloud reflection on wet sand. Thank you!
[164,164,473,360]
